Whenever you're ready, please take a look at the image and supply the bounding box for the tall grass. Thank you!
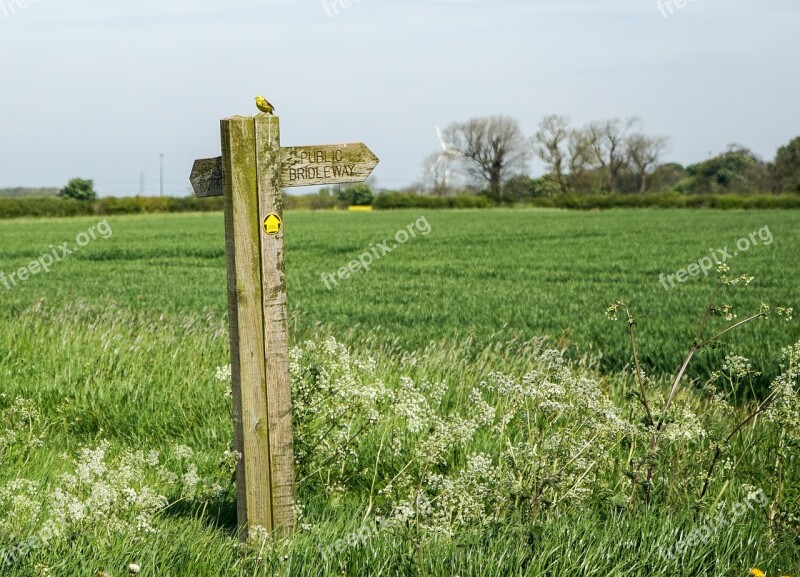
[0,301,797,576]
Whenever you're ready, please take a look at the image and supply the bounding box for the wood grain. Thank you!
[280,143,379,188]
[221,116,274,535]
[255,115,296,536]
[190,156,224,198]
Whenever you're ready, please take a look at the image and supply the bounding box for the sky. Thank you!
[0,0,798,196]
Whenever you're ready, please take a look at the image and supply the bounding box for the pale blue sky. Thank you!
[0,0,797,195]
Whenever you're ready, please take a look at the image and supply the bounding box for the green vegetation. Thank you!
[59,177,98,201]
[4,192,800,219]
[1,210,798,385]
[0,196,227,219]
[378,191,800,210]
[0,187,58,198]
[0,210,798,576]
[373,192,491,209]
[773,136,800,194]
[337,183,374,206]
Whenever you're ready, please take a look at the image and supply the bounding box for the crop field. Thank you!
[0,209,798,576]
[2,209,798,383]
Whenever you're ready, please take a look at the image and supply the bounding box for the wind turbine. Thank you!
[432,125,462,192]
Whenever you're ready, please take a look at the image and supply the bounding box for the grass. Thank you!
[0,209,798,576]
[1,209,798,385]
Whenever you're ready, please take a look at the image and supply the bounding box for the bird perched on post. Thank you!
[255,95,275,115]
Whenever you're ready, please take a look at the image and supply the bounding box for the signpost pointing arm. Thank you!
[192,142,378,197]
[280,143,379,187]
[190,112,378,538]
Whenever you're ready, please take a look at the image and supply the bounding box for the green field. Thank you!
[0,209,798,576]
[2,209,797,383]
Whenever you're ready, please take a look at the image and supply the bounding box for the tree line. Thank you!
[417,115,800,201]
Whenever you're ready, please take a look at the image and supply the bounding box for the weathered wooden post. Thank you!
[190,111,378,537]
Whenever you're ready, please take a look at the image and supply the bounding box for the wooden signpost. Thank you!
[190,113,378,537]
[192,142,379,198]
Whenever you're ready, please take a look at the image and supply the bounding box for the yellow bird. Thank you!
[255,95,275,115]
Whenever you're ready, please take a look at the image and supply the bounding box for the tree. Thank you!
[534,116,599,194]
[421,152,451,196]
[566,128,597,191]
[59,178,97,201]
[444,115,531,201]
[529,174,562,197]
[771,136,800,193]
[534,115,570,194]
[503,175,536,201]
[587,117,639,193]
[683,147,762,194]
[338,183,374,206]
[648,163,686,193]
[626,133,668,193]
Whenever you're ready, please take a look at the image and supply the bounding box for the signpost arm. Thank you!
[221,116,275,535]
[255,115,296,535]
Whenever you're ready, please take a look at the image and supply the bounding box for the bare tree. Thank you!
[626,133,668,193]
[567,128,597,188]
[421,152,450,196]
[444,115,531,200]
[534,115,570,194]
[587,117,639,193]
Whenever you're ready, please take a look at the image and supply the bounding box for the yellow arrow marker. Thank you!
[263,213,282,236]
